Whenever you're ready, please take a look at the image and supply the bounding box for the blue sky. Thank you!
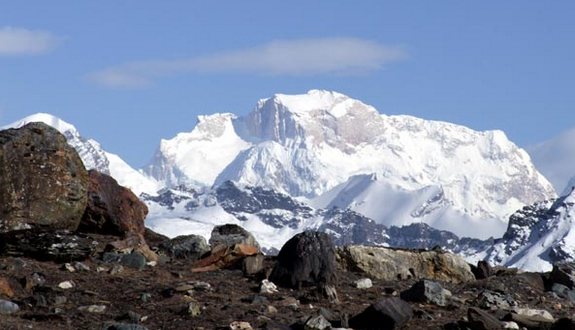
[1,1,574,167]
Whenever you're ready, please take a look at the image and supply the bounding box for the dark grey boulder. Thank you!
[270,231,337,289]
[471,260,493,280]
[400,279,452,307]
[159,234,209,260]
[349,297,413,330]
[269,231,338,302]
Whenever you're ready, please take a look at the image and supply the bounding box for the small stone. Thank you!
[74,262,90,272]
[120,252,147,270]
[96,266,109,273]
[53,296,67,306]
[260,279,279,294]
[251,295,269,305]
[175,284,195,292]
[266,305,278,314]
[355,278,373,289]
[187,301,201,317]
[305,314,331,330]
[0,299,19,314]
[23,272,46,291]
[140,293,152,303]
[79,304,107,313]
[58,280,75,290]
[146,261,157,267]
[242,254,265,275]
[502,321,520,329]
[63,263,76,272]
[110,265,124,275]
[553,303,562,311]
[191,281,212,292]
[229,321,253,330]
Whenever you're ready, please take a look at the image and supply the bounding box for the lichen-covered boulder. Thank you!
[209,224,260,251]
[337,245,475,283]
[0,122,88,232]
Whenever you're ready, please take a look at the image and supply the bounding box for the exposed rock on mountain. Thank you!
[479,188,575,271]
[0,122,88,232]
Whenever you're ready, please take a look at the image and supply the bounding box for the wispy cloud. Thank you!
[88,38,407,88]
[0,27,60,56]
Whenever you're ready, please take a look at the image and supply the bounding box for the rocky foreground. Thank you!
[1,227,575,330]
[1,122,575,330]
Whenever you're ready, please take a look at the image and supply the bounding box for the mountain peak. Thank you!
[4,112,77,134]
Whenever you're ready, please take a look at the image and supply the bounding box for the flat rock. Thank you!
[0,230,95,262]
[337,245,475,283]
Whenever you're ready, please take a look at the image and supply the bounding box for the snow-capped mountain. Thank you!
[528,127,575,195]
[145,90,555,239]
[3,113,160,195]
[477,188,575,272]
[143,180,491,253]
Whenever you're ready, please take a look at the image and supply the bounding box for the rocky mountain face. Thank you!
[143,180,492,255]
[145,90,555,239]
[477,188,575,272]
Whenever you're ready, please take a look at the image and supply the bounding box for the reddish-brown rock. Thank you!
[0,122,88,232]
[79,170,148,238]
[0,277,14,298]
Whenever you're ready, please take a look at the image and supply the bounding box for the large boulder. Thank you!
[270,231,338,301]
[0,122,88,232]
[337,245,475,283]
[209,224,260,251]
[79,170,148,238]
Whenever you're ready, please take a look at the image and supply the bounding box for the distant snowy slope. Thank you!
[4,113,160,195]
[312,174,507,239]
[528,127,575,194]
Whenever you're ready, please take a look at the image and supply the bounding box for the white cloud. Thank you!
[88,38,406,88]
[0,26,60,55]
